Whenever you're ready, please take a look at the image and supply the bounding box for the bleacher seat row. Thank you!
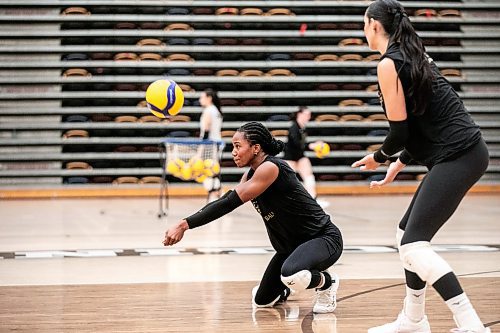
[0,0,499,187]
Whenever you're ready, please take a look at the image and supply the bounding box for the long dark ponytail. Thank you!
[204,88,223,117]
[366,0,434,115]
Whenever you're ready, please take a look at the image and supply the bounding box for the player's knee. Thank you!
[399,241,452,284]
[280,269,312,291]
[252,285,280,308]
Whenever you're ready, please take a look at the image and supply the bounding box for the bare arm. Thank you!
[352,58,409,170]
[163,161,279,246]
[378,57,407,122]
[200,109,211,138]
[239,169,249,184]
[234,161,279,202]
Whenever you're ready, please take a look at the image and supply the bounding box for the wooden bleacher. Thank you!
[1,0,499,197]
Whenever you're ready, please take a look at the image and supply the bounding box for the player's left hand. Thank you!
[308,140,323,151]
[163,220,189,246]
[370,159,406,188]
[351,153,380,171]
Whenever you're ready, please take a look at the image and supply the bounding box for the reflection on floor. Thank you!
[0,195,498,332]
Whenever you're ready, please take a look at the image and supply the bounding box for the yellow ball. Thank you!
[180,165,193,181]
[194,174,207,183]
[145,79,184,118]
[314,142,330,159]
[189,157,205,176]
[203,159,221,177]
[166,158,185,178]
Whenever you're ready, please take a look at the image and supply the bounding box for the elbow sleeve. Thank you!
[374,120,409,163]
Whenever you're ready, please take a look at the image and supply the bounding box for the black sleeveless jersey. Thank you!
[380,43,482,168]
[246,156,340,254]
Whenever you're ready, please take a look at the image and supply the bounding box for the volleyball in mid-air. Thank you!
[145,79,184,118]
[314,142,330,159]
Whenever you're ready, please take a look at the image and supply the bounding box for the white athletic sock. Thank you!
[303,175,317,198]
[446,293,485,330]
[404,286,426,322]
[316,273,325,289]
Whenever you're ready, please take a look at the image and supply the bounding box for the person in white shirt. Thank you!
[199,89,222,141]
[199,89,223,201]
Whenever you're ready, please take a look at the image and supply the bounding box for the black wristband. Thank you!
[399,149,413,165]
[374,149,389,163]
[185,190,243,229]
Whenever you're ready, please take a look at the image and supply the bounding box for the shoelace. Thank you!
[314,287,335,305]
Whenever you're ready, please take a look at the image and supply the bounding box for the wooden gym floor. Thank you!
[0,194,499,332]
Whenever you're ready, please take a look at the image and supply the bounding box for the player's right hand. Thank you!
[163,219,189,246]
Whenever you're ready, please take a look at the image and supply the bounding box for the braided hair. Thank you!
[366,0,434,115]
[237,122,285,156]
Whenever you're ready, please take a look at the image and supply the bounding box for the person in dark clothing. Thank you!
[284,106,329,207]
[351,1,490,332]
[164,121,343,313]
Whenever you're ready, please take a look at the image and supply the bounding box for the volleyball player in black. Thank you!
[352,1,490,332]
[283,106,328,208]
[163,122,343,313]
[283,106,316,196]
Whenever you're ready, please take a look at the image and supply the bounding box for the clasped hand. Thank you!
[163,220,189,246]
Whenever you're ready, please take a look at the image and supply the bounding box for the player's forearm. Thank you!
[374,120,409,163]
[185,190,243,229]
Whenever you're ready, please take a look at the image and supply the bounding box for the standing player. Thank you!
[352,1,490,332]
[284,106,329,208]
[199,89,223,201]
[164,121,343,313]
[199,88,222,141]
